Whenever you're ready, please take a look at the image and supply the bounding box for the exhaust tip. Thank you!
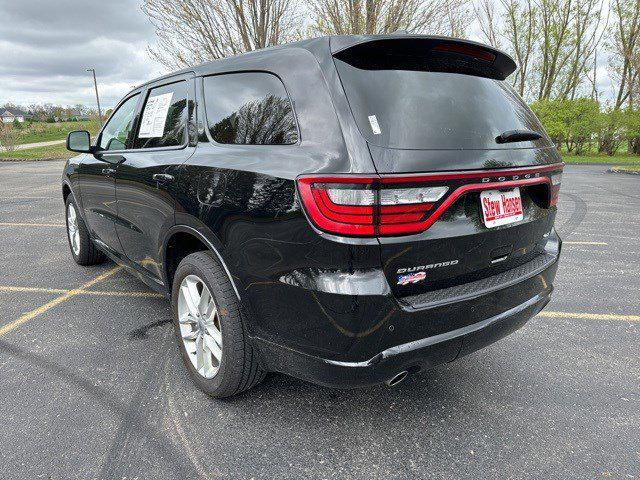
[385,370,409,387]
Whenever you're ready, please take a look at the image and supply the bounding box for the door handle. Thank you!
[101,167,116,175]
[153,173,175,183]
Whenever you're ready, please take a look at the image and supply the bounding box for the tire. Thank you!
[171,251,265,398]
[65,195,105,266]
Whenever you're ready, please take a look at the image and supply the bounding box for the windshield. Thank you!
[334,58,547,150]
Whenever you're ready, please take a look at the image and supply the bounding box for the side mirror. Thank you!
[66,130,93,153]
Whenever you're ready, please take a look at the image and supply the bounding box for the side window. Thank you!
[99,94,139,151]
[203,72,298,145]
[134,81,188,149]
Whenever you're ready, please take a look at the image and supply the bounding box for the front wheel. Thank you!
[65,195,105,266]
[171,251,265,398]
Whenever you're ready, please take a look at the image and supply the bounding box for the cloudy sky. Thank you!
[0,0,163,109]
[0,0,616,110]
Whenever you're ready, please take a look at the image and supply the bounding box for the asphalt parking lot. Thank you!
[0,161,638,479]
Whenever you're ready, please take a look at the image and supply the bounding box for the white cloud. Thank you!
[0,0,165,109]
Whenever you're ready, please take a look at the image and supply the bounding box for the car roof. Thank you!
[132,34,516,90]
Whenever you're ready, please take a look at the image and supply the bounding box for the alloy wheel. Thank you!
[67,203,81,256]
[177,274,223,378]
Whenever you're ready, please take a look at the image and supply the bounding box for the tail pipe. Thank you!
[385,370,409,387]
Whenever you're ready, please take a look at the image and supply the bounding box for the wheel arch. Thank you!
[62,181,86,221]
[62,182,72,202]
[162,225,241,301]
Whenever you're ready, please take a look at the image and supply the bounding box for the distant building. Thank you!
[60,107,91,122]
[0,107,27,123]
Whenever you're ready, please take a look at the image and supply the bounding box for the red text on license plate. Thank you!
[480,188,523,228]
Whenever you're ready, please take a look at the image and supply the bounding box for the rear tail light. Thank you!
[550,173,562,206]
[298,176,449,237]
[379,186,448,204]
[297,164,563,238]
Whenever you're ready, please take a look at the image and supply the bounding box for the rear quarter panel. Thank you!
[174,46,384,357]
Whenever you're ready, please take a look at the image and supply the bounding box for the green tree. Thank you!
[566,98,600,154]
[531,99,566,146]
[531,98,600,154]
[598,107,625,156]
[623,108,640,154]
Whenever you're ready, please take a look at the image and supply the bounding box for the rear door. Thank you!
[332,38,563,299]
[114,74,196,285]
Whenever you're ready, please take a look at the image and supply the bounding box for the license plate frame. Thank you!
[480,187,524,228]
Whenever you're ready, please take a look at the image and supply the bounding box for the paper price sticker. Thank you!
[138,92,173,138]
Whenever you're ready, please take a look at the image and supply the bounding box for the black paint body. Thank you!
[63,35,562,387]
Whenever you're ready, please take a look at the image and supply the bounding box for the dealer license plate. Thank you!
[480,188,524,228]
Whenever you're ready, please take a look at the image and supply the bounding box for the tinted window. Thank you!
[203,73,297,145]
[335,59,547,150]
[134,81,188,149]
[99,94,139,151]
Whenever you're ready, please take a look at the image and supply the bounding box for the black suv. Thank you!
[63,35,563,397]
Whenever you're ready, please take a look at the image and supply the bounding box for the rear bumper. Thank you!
[247,232,560,388]
[254,289,551,388]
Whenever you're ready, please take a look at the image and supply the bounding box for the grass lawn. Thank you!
[561,153,640,167]
[0,142,71,160]
[14,120,102,145]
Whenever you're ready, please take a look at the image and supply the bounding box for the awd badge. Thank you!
[397,271,426,286]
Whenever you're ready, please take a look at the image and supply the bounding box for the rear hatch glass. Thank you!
[334,58,548,151]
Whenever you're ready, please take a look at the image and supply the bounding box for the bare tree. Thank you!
[586,49,599,102]
[556,0,608,100]
[609,0,640,109]
[0,123,18,153]
[502,0,537,97]
[475,0,606,100]
[535,0,575,99]
[531,0,608,100]
[308,0,471,37]
[142,0,301,69]
[474,0,501,47]
[443,0,472,36]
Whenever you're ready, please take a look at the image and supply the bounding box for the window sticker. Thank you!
[138,92,173,138]
[368,114,381,135]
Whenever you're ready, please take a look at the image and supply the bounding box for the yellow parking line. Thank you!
[0,222,64,228]
[0,286,69,295]
[0,196,58,200]
[84,290,164,298]
[539,311,640,322]
[0,267,122,337]
[564,241,608,246]
[0,285,163,299]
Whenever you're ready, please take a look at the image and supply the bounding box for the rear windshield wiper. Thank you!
[495,129,542,144]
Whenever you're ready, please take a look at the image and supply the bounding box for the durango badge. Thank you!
[397,259,459,274]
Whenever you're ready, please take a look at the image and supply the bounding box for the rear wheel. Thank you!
[65,195,105,266]
[171,251,265,398]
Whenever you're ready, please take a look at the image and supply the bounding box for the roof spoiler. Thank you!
[331,36,517,81]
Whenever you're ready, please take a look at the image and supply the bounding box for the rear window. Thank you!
[334,58,546,150]
[203,72,298,145]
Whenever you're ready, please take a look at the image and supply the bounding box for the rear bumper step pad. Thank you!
[399,251,558,311]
